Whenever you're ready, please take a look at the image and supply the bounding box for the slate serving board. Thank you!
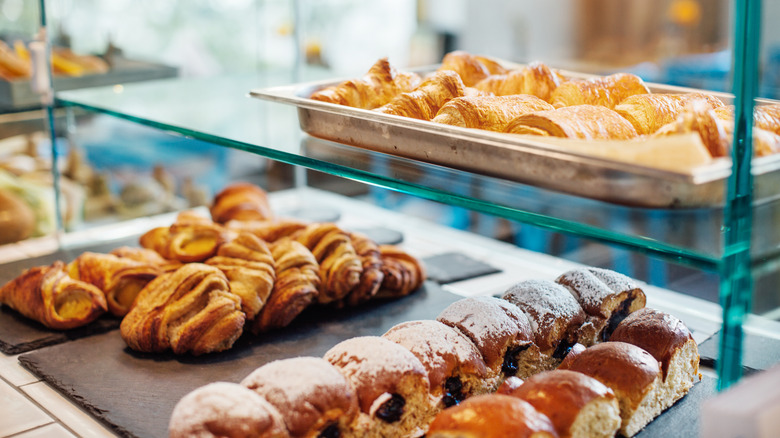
[698,330,780,375]
[19,281,459,438]
[0,236,140,355]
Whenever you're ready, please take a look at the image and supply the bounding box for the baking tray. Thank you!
[250,73,780,209]
[0,56,178,111]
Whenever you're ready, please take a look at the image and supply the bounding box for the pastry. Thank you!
[499,370,621,438]
[375,70,466,120]
[550,72,650,109]
[324,336,434,438]
[437,50,507,87]
[253,238,320,333]
[474,61,564,102]
[342,232,384,306]
[66,251,162,317]
[559,342,663,437]
[436,296,542,386]
[205,232,276,320]
[614,93,725,135]
[555,267,646,345]
[226,218,309,243]
[120,263,245,355]
[0,261,107,330]
[432,95,555,132]
[109,246,182,272]
[241,357,358,438]
[501,279,586,365]
[310,57,421,110]
[374,245,426,299]
[610,308,701,409]
[427,394,558,438]
[383,320,489,409]
[294,223,362,304]
[654,99,730,157]
[169,382,289,438]
[210,182,274,224]
[504,104,638,140]
[140,216,234,263]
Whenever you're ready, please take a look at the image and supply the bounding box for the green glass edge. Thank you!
[717,0,760,390]
[56,97,720,271]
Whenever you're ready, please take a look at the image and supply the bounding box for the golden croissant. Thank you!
[375,70,466,120]
[475,61,564,102]
[254,237,320,332]
[438,50,507,87]
[551,73,650,109]
[67,252,161,317]
[375,245,426,299]
[654,100,730,157]
[295,223,363,304]
[504,104,638,140]
[0,261,107,329]
[614,93,725,135]
[210,182,274,224]
[310,57,421,110]
[432,94,554,132]
[120,263,245,355]
[205,233,275,321]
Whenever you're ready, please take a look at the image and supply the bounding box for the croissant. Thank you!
[432,95,554,132]
[0,261,107,329]
[504,104,638,140]
[310,57,421,110]
[210,182,274,224]
[654,100,730,157]
[225,218,309,243]
[120,263,245,355]
[375,245,426,299]
[295,223,363,304]
[550,72,650,109]
[341,232,384,306]
[614,93,725,135]
[438,50,507,87]
[109,246,182,272]
[140,219,234,263]
[254,237,320,332]
[375,70,466,120]
[205,233,275,320]
[474,61,564,102]
[66,252,162,317]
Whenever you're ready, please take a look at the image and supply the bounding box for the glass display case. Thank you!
[1,0,778,436]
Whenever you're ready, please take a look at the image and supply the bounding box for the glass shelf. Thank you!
[55,74,779,273]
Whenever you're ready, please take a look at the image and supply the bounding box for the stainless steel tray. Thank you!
[250,75,780,209]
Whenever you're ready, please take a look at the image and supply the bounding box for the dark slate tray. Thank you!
[0,236,141,355]
[698,330,780,375]
[19,281,458,438]
[635,376,716,438]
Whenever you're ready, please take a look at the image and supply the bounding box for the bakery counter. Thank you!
[3,188,775,438]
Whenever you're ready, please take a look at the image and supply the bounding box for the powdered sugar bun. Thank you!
[383,319,489,409]
[169,382,289,438]
[240,357,358,437]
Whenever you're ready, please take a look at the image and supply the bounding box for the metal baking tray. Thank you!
[250,72,780,209]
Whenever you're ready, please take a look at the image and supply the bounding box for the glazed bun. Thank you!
[436,296,543,387]
[169,382,289,438]
[324,336,434,438]
[382,320,488,409]
[561,342,663,437]
[240,357,358,437]
[610,308,701,409]
[427,394,558,438]
[501,370,621,438]
[556,267,646,344]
